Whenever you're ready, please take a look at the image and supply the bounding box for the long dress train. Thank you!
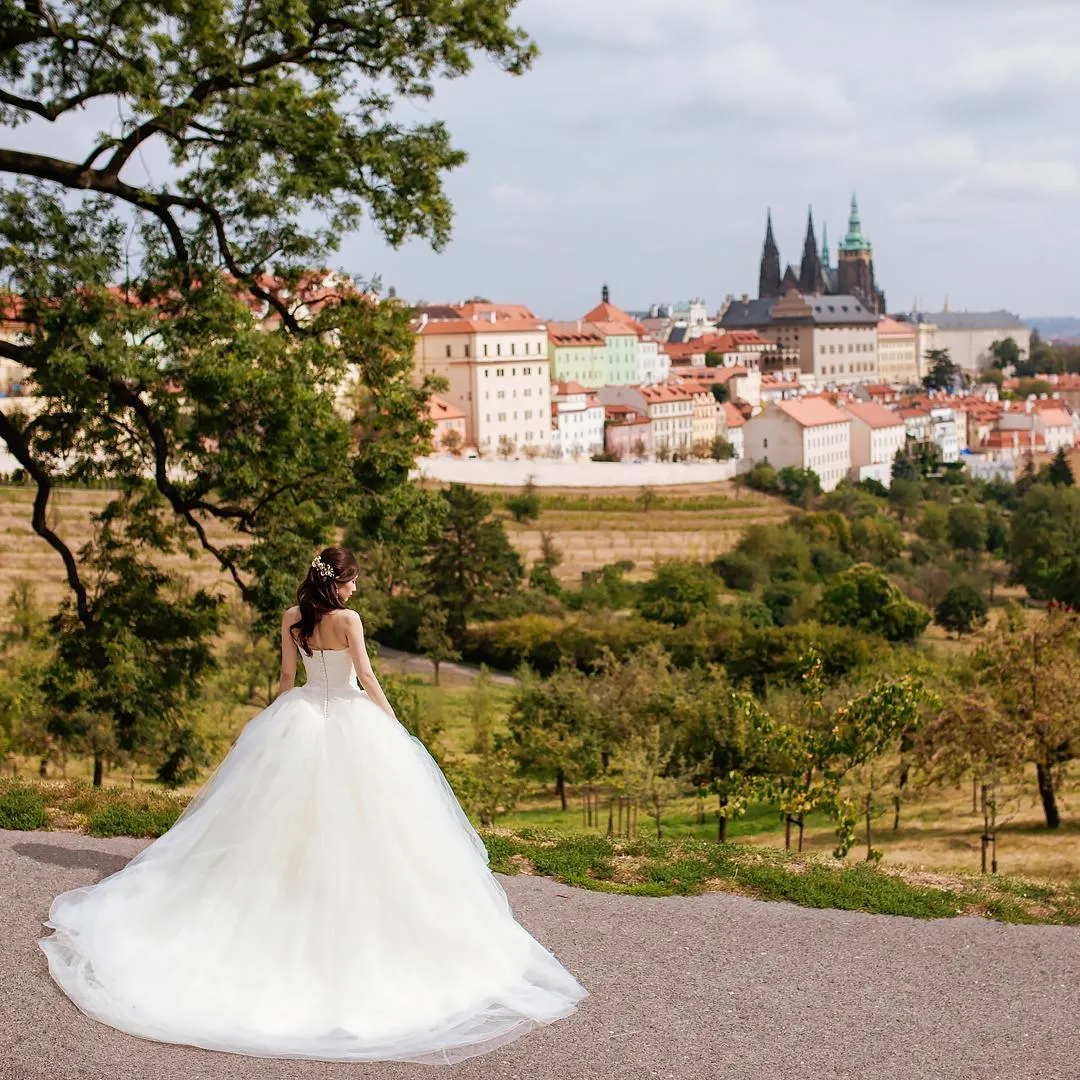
[38,647,589,1064]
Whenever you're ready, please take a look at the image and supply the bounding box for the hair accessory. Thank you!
[311,554,336,580]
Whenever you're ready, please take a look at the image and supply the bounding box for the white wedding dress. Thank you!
[38,648,589,1064]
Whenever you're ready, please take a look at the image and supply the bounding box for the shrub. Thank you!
[0,784,50,830]
[636,560,719,626]
[87,802,182,838]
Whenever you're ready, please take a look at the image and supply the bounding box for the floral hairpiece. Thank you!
[311,554,336,580]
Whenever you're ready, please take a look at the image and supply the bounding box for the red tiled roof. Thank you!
[547,320,605,346]
[841,400,905,430]
[722,401,745,427]
[554,380,588,396]
[426,394,465,421]
[774,398,850,428]
[877,316,916,337]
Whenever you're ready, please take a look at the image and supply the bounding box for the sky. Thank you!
[7,0,1080,320]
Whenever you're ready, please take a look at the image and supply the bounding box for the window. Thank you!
[483,344,488,357]
[524,387,532,397]
[511,343,516,355]
[485,391,489,400]
[496,344,501,356]
[525,409,533,420]
[445,344,452,358]
[464,344,470,358]
[497,412,506,421]
[497,390,505,400]
[496,367,505,377]
[484,368,489,378]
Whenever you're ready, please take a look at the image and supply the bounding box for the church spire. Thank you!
[799,205,825,294]
[758,208,781,299]
[839,192,871,252]
[821,222,831,270]
[601,282,610,304]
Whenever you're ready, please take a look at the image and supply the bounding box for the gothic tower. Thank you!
[836,193,885,313]
[798,207,825,294]
[758,209,782,299]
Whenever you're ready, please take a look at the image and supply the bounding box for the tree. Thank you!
[914,681,1025,873]
[425,484,524,644]
[1049,447,1075,487]
[989,338,1022,370]
[507,664,603,812]
[528,532,563,596]
[1009,484,1080,607]
[710,435,736,461]
[506,476,541,523]
[415,597,460,686]
[677,675,773,842]
[974,609,1080,829]
[41,495,223,786]
[637,560,719,627]
[947,503,987,559]
[888,478,922,525]
[922,348,960,392]
[818,563,931,643]
[745,460,778,492]
[440,429,464,457]
[935,584,989,637]
[0,2,531,762]
[776,466,821,508]
[710,382,729,404]
[891,448,920,484]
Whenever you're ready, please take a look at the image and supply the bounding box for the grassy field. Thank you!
[4,777,1079,925]
[0,480,791,597]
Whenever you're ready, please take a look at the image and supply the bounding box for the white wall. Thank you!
[412,456,738,487]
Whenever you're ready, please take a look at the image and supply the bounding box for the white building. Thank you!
[595,384,694,455]
[742,397,852,491]
[998,402,1076,454]
[721,402,745,459]
[840,400,907,488]
[897,404,961,464]
[412,302,551,456]
[876,317,920,386]
[898,309,1032,375]
[549,381,606,458]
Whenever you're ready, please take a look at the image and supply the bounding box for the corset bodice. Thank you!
[299,649,361,714]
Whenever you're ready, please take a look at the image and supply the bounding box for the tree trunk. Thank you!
[1036,760,1061,829]
[555,768,567,811]
[717,793,728,844]
[783,813,792,850]
[797,813,805,852]
[892,793,901,832]
[865,792,873,860]
[93,753,104,788]
[433,659,441,686]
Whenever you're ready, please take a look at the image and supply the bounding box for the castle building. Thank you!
[758,195,886,315]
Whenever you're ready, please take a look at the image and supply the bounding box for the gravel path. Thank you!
[3,829,1079,1080]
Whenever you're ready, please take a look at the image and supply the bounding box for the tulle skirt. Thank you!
[37,684,589,1064]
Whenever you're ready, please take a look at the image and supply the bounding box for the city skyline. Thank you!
[6,0,1079,319]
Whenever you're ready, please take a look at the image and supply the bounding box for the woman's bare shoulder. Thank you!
[282,605,301,623]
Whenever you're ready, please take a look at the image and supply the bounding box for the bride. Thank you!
[38,546,590,1065]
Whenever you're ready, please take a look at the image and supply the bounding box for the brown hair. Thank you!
[290,545,359,656]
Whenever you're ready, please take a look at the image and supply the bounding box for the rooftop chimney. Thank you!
[741,293,749,303]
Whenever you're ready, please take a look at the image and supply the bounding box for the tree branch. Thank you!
[0,408,90,623]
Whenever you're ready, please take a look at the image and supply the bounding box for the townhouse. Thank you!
[742,397,852,491]
[839,400,907,488]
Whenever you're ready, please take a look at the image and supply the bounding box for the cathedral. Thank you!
[758,194,886,315]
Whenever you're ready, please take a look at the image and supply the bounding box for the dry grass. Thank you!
[743,764,1080,881]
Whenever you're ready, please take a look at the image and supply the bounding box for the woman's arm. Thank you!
[344,610,396,719]
[279,609,298,695]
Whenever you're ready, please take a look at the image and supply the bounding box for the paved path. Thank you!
[376,646,518,687]
[3,829,1079,1080]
